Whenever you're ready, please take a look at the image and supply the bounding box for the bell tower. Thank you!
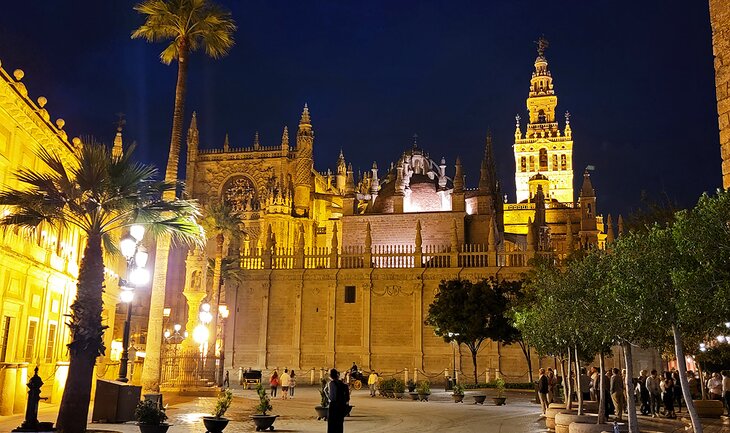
[293,104,314,217]
[514,37,574,203]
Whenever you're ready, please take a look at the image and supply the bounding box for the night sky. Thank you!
[0,1,720,218]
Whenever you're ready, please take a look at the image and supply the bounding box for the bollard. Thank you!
[486,368,491,383]
[12,366,52,432]
[444,368,448,378]
[414,368,418,383]
[404,368,409,385]
[238,367,244,385]
[310,368,315,385]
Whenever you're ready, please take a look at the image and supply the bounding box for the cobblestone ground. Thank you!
[1,387,728,432]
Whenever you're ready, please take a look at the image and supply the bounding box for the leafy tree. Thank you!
[425,278,521,384]
[0,142,204,433]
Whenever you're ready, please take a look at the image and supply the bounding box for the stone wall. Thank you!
[710,0,730,188]
[341,212,466,249]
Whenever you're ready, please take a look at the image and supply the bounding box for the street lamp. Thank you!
[217,305,230,385]
[117,225,149,383]
[447,332,460,384]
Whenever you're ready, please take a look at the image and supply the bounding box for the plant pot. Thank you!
[386,390,395,398]
[315,406,328,420]
[138,423,171,433]
[472,394,487,405]
[545,408,574,431]
[452,394,464,403]
[250,414,278,432]
[394,392,405,399]
[409,392,419,400]
[492,397,506,406]
[202,417,229,433]
[554,413,595,433]
[417,392,430,401]
[693,399,725,418]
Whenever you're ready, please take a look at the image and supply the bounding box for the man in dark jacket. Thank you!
[328,369,350,433]
[538,368,550,415]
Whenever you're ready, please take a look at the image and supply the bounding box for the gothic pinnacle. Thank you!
[223,133,230,152]
[253,131,260,149]
[281,126,289,146]
[299,103,311,126]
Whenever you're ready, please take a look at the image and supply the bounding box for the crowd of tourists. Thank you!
[538,366,730,419]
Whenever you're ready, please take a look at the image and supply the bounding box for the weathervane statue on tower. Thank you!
[535,35,549,57]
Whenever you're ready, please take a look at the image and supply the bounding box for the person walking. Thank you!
[610,368,626,421]
[579,368,591,402]
[646,369,661,418]
[368,371,379,397]
[547,368,556,403]
[327,368,350,433]
[662,372,676,419]
[289,369,297,398]
[604,369,615,416]
[538,368,550,415]
[708,372,723,400]
[270,369,280,398]
[280,368,291,400]
[589,366,600,401]
[722,370,730,416]
[672,371,683,413]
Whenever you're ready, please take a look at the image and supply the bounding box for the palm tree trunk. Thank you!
[623,342,639,433]
[672,325,703,433]
[207,233,224,362]
[163,44,189,198]
[598,351,606,424]
[56,233,104,433]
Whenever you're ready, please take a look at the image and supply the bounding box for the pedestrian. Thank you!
[646,369,661,418]
[538,368,550,415]
[223,370,230,389]
[722,370,730,416]
[368,371,379,397]
[269,369,279,398]
[589,366,599,401]
[708,372,723,400]
[327,368,350,433]
[280,368,291,400]
[547,368,556,403]
[637,370,649,416]
[579,367,591,402]
[604,369,615,416]
[672,371,682,413]
[687,370,701,400]
[610,368,625,421]
[662,372,676,419]
[289,369,296,398]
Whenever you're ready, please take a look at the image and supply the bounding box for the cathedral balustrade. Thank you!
[238,243,548,270]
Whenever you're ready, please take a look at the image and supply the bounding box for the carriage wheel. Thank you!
[353,380,362,390]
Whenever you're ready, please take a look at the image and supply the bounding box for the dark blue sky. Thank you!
[0,1,720,217]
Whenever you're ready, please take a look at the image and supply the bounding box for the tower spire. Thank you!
[281,126,289,152]
[253,131,260,150]
[299,103,311,128]
[112,114,124,159]
[223,133,230,152]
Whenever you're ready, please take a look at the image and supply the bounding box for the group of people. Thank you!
[268,368,297,399]
[538,366,730,420]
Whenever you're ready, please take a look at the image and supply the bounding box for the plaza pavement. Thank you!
[0,386,728,432]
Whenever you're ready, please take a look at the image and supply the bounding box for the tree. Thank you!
[0,142,204,433]
[425,278,521,384]
[132,0,236,392]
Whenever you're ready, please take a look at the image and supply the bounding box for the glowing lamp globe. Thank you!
[193,324,209,345]
[135,247,149,267]
[129,268,150,286]
[120,290,134,303]
[120,235,137,259]
[130,224,145,242]
[174,323,182,332]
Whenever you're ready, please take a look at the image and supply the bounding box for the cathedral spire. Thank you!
[112,118,124,159]
[454,157,464,193]
[281,126,289,152]
[478,131,496,194]
[579,169,595,198]
[299,103,312,129]
[223,133,230,152]
[605,214,615,244]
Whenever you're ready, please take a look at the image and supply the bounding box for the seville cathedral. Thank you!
[168,41,623,385]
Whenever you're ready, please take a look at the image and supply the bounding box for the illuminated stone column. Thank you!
[710,0,730,188]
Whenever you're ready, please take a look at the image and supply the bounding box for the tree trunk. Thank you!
[566,349,573,410]
[520,340,533,383]
[672,325,703,433]
[471,347,479,385]
[598,352,606,424]
[163,44,189,198]
[207,233,224,360]
[575,345,583,415]
[558,355,567,404]
[696,361,707,400]
[623,342,639,433]
[56,233,105,433]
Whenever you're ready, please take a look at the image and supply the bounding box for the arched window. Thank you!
[552,154,558,171]
[529,156,535,172]
[223,176,258,212]
[520,157,527,172]
[538,109,546,123]
[539,148,548,171]
[560,154,567,171]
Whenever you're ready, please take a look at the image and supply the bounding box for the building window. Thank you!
[560,154,567,171]
[538,109,546,123]
[552,154,558,171]
[25,320,38,362]
[0,316,12,362]
[539,149,548,171]
[529,156,535,172]
[45,323,57,363]
[344,286,356,304]
[520,157,526,172]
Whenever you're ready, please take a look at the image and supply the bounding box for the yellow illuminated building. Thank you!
[0,60,121,413]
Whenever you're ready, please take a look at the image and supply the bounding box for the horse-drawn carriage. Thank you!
[240,369,262,389]
[346,370,366,390]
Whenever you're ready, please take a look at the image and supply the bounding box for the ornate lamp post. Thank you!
[447,332,460,385]
[217,304,230,385]
[117,225,149,383]
[194,303,212,374]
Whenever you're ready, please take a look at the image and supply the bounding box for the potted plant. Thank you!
[452,383,465,403]
[393,379,406,399]
[315,378,329,420]
[203,389,233,433]
[406,379,416,393]
[416,380,430,401]
[135,399,170,433]
[250,383,278,431]
[492,377,507,406]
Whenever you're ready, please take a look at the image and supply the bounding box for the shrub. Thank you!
[212,389,233,418]
[254,383,273,415]
[318,378,329,408]
[494,377,506,398]
[393,379,405,393]
[417,380,430,394]
[135,399,167,425]
[406,379,416,391]
[452,383,465,396]
[377,378,396,394]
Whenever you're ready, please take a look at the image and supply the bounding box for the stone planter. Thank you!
[545,408,573,431]
[693,399,725,418]
[417,392,430,401]
[472,394,487,405]
[452,394,464,403]
[409,392,419,400]
[315,405,328,420]
[579,401,599,413]
[138,424,171,433]
[394,392,405,399]
[250,414,278,432]
[549,403,567,410]
[555,413,595,433]
[202,417,229,433]
[568,422,625,433]
[492,397,506,406]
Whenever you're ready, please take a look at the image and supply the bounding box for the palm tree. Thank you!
[131,0,236,191]
[0,141,204,433]
[200,202,244,357]
[131,0,236,391]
